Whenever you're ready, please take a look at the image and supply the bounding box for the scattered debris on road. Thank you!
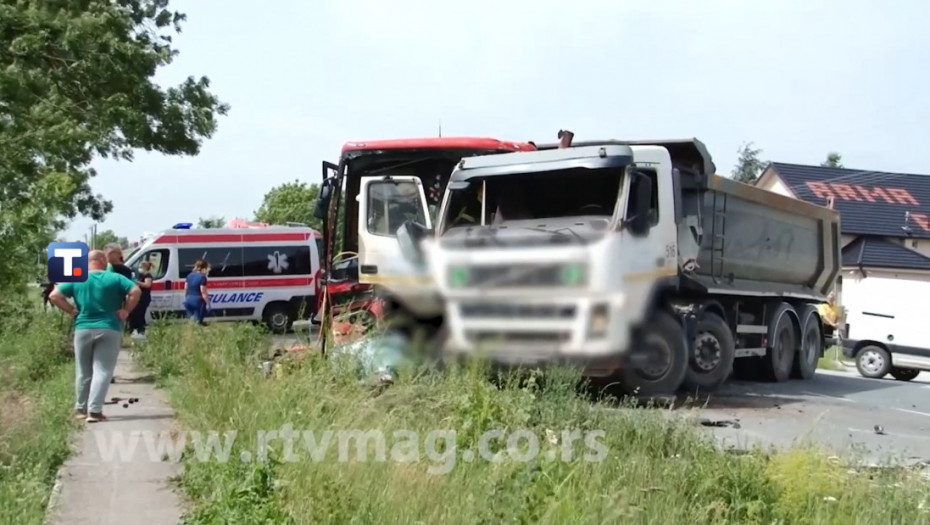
[699,418,742,429]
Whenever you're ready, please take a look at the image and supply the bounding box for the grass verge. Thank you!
[0,308,77,524]
[136,323,930,525]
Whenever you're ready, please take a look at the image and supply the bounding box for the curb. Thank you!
[42,466,65,525]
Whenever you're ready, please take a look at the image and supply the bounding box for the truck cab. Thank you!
[313,137,536,342]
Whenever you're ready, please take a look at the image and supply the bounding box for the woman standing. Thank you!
[129,261,154,336]
[184,260,210,325]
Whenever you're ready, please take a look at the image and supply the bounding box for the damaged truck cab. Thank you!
[313,137,536,345]
[405,137,841,396]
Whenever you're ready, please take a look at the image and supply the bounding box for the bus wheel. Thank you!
[617,311,688,397]
[263,303,292,334]
[682,312,735,392]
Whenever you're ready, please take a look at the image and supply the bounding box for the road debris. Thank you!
[699,418,741,429]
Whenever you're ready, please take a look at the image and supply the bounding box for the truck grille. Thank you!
[465,330,571,345]
[463,264,573,288]
[459,303,577,319]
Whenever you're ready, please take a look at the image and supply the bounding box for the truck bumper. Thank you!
[442,293,630,376]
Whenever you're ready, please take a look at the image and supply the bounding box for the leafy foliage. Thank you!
[197,216,226,228]
[821,152,844,168]
[731,141,767,184]
[0,0,228,314]
[254,180,321,230]
[90,229,129,249]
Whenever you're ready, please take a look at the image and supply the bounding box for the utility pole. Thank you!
[438,120,442,138]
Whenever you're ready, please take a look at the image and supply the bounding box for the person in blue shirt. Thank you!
[184,259,210,325]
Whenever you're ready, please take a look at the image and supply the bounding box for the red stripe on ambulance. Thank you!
[153,232,318,244]
[150,277,313,291]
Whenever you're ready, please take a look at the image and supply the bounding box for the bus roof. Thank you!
[340,137,536,156]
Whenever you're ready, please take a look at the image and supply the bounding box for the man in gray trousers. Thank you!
[49,250,141,423]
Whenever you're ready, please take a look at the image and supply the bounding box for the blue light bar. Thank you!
[173,222,193,229]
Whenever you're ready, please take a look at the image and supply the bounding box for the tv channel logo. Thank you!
[47,242,89,283]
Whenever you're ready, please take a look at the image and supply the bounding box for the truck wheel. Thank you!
[263,303,292,334]
[791,306,821,380]
[854,345,891,379]
[762,303,797,382]
[890,368,920,381]
[618,311,688,397]
[682,312,735,392]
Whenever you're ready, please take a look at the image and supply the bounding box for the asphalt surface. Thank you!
[693,368,930,466]
[275,331,930,466]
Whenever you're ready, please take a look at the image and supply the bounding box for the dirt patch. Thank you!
[0,390,37,453]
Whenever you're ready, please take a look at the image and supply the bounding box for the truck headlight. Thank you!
[448,266,470,288]
[588,303,609,338]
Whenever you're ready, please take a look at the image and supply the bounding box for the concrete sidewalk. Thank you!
[45,347,184,525]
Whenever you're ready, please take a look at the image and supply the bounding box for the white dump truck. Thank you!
[395,137,841,395]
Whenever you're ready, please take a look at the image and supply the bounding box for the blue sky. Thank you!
[64,0,930,243]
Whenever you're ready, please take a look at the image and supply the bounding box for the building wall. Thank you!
[757,172,793,197]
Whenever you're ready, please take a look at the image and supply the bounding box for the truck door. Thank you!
[357,175,432,285]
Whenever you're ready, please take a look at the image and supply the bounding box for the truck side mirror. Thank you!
[313,180,333,220]
[629,173,654,236]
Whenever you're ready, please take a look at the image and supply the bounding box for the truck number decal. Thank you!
[666,244,676,259]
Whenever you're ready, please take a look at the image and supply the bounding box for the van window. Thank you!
[243,245,313,276]
[178,247,244,279]
[129,249,169,280]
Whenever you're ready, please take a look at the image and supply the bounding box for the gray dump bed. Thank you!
[683,174,840,300]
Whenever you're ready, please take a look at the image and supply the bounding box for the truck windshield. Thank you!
[441,166,622,232]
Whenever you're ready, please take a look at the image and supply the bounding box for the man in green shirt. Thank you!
[48,250,141,423]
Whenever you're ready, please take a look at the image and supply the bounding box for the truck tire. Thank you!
[617,311,688,397]
[761,303,797,382]
[890,368,920,381]
[791,305,821,380]
[854,344,891,379]
[682,312,735,392]
[263,303,292,334]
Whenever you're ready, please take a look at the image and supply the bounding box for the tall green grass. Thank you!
[0,308,76,525]
[136,323,930,525]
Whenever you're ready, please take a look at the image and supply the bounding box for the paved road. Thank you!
[274,331,930,465]
[694,369,930,466]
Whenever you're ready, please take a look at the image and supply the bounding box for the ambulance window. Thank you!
[367,181,427,237]
[243,245,313,276]
[177,247,244,279]
[129,249,169,280]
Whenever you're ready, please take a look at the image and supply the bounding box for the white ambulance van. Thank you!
[123,223,323,333]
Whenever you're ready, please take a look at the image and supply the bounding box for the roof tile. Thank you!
[770,163,930,239]
[841,236,930,271]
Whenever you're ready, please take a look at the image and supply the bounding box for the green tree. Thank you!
[197,216,226,228]
[254,181,322,230]
[731,141,767,184]
[89,229,129,250]
[821,152,844,168]
[0,1,228,312]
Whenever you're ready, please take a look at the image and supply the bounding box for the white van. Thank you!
[841,273,928,381]
[124,224,323,333]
